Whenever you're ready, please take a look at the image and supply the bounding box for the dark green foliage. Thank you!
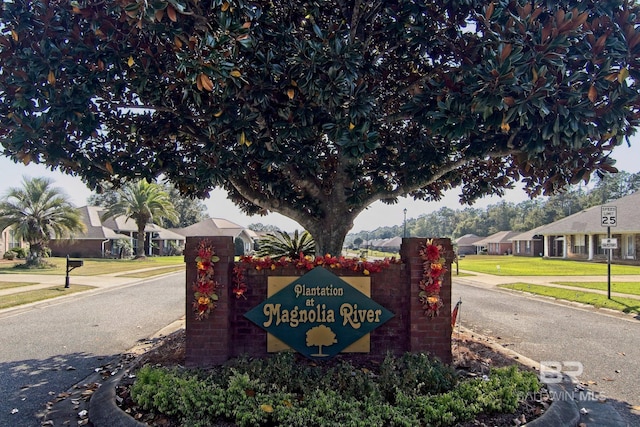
[130,352,539,426]
[2,1,640,255]
[255,230,316,258]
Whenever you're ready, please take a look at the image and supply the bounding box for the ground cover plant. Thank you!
[500,283,640,314]
[127,351,539,427]
[459,255,640,276]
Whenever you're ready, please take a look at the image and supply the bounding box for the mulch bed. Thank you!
[114,328,550,427]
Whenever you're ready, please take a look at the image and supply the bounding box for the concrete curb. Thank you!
[527,381,580,427]
[88,318,186,427]
[89,369,147,427]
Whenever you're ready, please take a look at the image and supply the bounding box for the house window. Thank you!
[8,229,21,249]
[572,234,587,255]
[626,235,635,259]
[525,240,531,254]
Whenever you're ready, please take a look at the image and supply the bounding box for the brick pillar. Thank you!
[401,237,453,364]
[185,236,234,367]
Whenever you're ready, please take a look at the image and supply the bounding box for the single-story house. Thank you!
[532,190,640,262]
[172,218,257,255]
[473,231,520,255]
[509,226,545,257]
[49,206,186,258]
[379,236,403,252]
[455,234,483,255]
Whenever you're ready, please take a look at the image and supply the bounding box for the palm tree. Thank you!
[100,180,178,258]
[0,177,85,267]
[255,230,316,258]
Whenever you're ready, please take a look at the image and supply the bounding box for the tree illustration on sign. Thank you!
[306,325,337,357]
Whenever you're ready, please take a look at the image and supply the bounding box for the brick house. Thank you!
[49,206,185,258]
[533,191,640,263]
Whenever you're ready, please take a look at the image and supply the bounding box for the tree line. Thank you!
[345,171,640,246]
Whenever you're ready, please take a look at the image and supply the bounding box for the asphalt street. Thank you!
[452,277,640,425]
[0,272,185,427]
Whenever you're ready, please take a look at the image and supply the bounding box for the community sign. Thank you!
[244,267,394,359]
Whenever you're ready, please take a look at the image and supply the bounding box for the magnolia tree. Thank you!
[1,0,640,254]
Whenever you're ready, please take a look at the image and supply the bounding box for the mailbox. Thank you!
[68,259,84,268]
[65,255,84,288]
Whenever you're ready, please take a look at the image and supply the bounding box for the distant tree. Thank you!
[353,237,363,248]
[510,200,547,231]
[162,185,208,228]
[100,181,178,258]
[255,230,315,258]
[2,1,640,254]
[248,223,282,233]
[0,177,85,267]
[89,183,206,228]
[87,184,119,207]
[583,171,640,205]
[485,202,517,234]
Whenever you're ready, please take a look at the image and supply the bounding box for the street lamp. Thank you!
[403,208,407,238]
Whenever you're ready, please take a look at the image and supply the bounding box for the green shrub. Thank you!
[130,355,539,427]
[10,247,26,258]
[3,251,15,260]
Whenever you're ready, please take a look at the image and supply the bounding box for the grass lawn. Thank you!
[553,281,640,296]
[0,256,184,276]
[0,281,38,291]
[499,283,640,314]
[0,285,96,309]
[459,255,640,276]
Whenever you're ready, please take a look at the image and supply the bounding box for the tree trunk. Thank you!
[136,223,146,258]
[303,214,355,256]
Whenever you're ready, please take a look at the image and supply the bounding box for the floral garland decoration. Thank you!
[193,241,221,320]
[418,239,446,317]
[231,253,401,298]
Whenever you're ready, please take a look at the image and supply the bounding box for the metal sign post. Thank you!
[601,206,617,299]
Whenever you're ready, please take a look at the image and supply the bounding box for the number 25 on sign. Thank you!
[601,206,617,227]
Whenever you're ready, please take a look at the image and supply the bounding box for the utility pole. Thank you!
[403,208,407,238]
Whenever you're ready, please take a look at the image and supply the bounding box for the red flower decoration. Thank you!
[193,241,220,320]
[418,239,446,318]
[232,253,401,294]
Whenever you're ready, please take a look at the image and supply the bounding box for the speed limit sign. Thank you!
[601,206,617,227]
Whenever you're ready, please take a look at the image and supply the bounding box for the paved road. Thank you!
[0,272,185,427]
[453,277,640,423]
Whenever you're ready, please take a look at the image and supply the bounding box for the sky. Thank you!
[1,140,639,233]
